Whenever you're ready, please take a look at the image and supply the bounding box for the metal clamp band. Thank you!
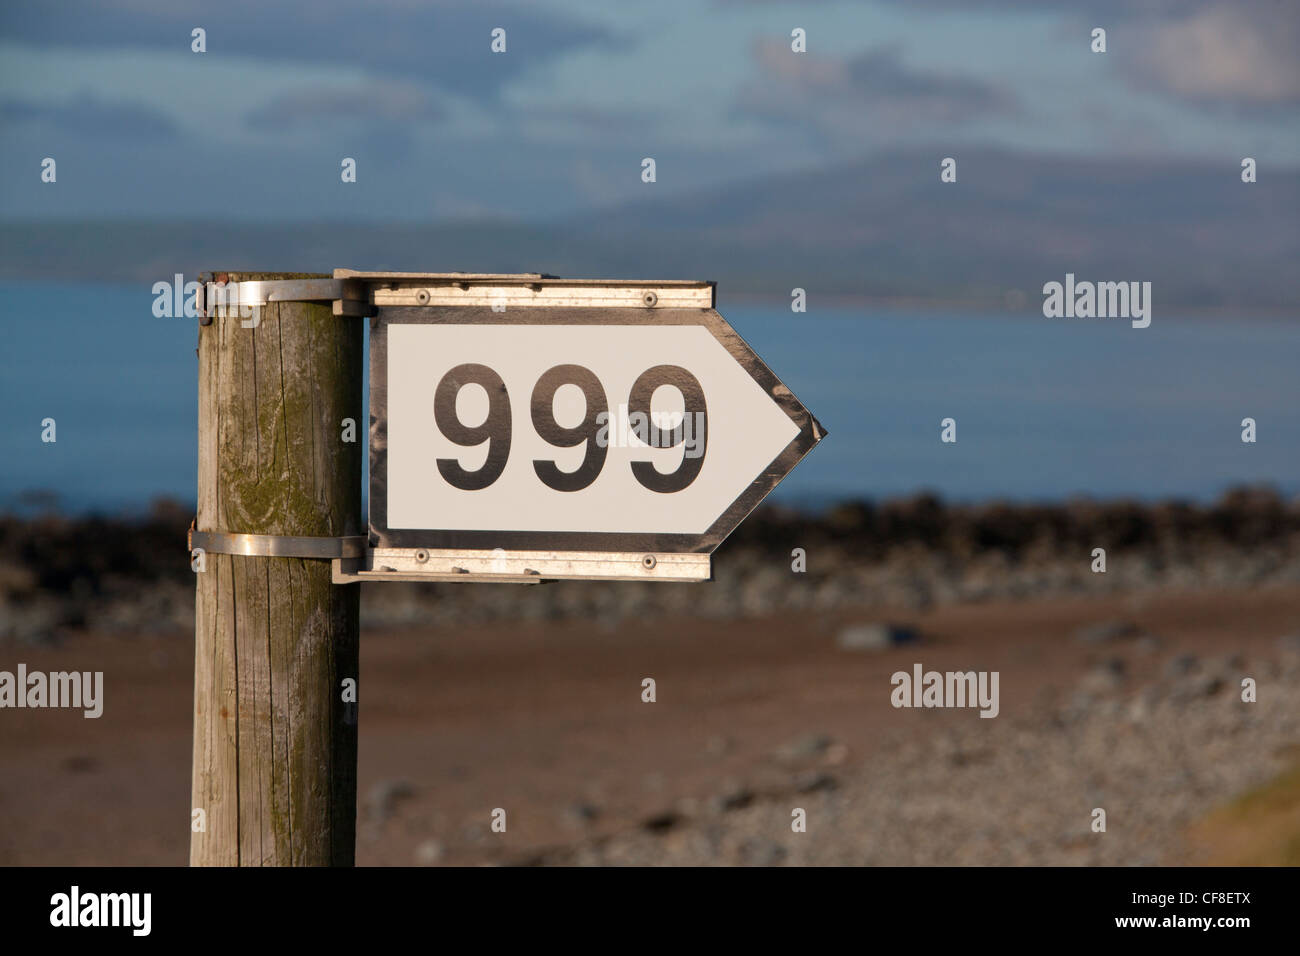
[189,528,368,559]
[204,278,345,309]
[197,277,376,324]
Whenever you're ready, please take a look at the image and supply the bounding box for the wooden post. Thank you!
[191,272,363,866]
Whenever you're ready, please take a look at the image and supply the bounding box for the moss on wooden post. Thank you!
[191,272,362,866]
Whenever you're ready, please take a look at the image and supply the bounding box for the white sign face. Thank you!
[370,306,824,555]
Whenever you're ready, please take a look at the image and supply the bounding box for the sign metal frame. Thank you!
[358,280,824,583]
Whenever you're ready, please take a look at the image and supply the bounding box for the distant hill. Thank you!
[2,149,1296,310]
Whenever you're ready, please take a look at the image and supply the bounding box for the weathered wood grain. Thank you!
[191,272,362,866]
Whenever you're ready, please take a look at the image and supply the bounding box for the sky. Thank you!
[1,0,1297,221]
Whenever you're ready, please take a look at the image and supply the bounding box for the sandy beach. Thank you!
[3,580,1295,866]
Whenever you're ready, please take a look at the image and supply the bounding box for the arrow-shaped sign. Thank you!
[361,275,824,581]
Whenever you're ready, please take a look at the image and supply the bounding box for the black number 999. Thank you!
[433,363,707,493]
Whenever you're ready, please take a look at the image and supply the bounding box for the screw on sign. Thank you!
[356,273,827,583]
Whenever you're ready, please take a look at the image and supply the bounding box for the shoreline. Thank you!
[3,487,1298,642]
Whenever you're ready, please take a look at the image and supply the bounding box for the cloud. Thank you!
[870,0,1299,109]
[0,93,178,138]
[1121,1,1300,109]
[735,41,1018,142]
[513,104,667,143]
[869,0,1197,13]
[245,82,445,130]
[0,0,615,103]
